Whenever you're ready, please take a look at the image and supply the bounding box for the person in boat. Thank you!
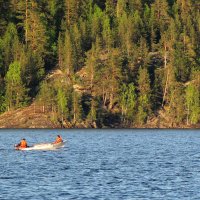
[53,135,63,144]
[16,138,28,148]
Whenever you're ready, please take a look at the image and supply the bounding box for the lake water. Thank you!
[0,129,200,200]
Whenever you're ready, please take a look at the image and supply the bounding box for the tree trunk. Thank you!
[25,0,28,46]
[73,93,76,123]
[67,0,70,26]
[162,42,169,108]
[187,104,189,125]
[42,104,45,113]
[162,67,170,107]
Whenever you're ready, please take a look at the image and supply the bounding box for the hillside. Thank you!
[0,0,199,128]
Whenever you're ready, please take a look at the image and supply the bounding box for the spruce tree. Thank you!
[2,23,20,75]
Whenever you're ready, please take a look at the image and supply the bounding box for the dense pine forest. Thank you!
[0,0,199,128]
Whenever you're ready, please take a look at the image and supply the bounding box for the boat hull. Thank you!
[15,141,66,151]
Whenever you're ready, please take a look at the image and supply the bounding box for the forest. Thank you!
[0,0,199,128]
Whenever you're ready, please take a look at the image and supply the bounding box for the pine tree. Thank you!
[177,0,192,24]
[65,0,81,27]
[143,4,151,44]
[71,24,83,71]
[118,13,129,51]
[150,0,170,49]
[128,0,142,13]
[167,83,185,125]
[105,0,116,18]
[132,11,144,43]
[136,67,152,125]
[63,29,74,76]
[91,5,103,41]
[10,0,27,40]
[116,0,127,18]
[87,97,97,122]
[85,44,97,94]
[105,49,122,110]
[26,1,47,55]
[186,83,200,125]
[102,15,113,51]
[151,0,169,32]
[172,29,195,83]
[58,32,64,70]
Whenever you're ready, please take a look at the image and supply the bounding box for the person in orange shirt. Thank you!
[53,135,63,144]
[16,138,28,148]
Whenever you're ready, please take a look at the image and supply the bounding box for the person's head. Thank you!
[57,135,60,138]
[22,138,26,140]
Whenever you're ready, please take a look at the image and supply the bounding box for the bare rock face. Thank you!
[0,103,98,128]
[0,104,59,128]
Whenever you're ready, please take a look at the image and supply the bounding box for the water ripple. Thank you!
[0,130,200,199]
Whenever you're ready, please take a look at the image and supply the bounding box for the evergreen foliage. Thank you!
[0,0,199,127]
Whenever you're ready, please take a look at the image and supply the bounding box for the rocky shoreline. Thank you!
[0,103,199,129]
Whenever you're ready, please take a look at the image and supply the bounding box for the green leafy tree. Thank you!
[120,83,137,122]
[57,87,69,124]
[37,80,56,111]
[5,61,28,110]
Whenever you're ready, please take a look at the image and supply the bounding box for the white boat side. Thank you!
[15,141,66,151]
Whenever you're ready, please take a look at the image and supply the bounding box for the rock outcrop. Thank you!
[0,104,59,128]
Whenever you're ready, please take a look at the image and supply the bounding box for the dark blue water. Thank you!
[0,129,200,200]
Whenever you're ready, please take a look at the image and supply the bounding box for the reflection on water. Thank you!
[0,129,200,200]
